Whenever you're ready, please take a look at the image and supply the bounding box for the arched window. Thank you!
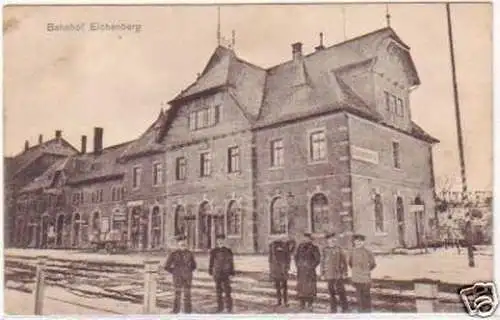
[92,211,100,232]
[311,193,329,233]
[174,205,186,236]
[374,194,384,233]
[227,200,241,236]
[270,197,287,235]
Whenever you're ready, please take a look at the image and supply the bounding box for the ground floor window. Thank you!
[311,193,329,233]
[227,200,241,236]
[270,197,287,235]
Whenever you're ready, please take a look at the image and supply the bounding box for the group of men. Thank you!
[163,231,376,314]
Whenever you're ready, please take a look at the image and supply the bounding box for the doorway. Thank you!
[73,213,81,247]
[56,214,64,247]
[396,197,406,247]
[41,216,49,248]
[198,201,212,250]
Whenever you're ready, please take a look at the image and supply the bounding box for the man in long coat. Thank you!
[165,234,197,313]
[269,236,296,306]
[294,232,321,311]
[209,234,235,313]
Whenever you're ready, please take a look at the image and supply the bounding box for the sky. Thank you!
[3,3,492,191]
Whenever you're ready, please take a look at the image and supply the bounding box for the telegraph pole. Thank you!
[446,2,474,267]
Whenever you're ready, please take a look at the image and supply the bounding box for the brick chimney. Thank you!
[55,130,62,139]
[315,32,325,51]
[24,140,29,151]
[292,42,303,60]
[81,135,87,154]
[38,134,43,145]
[93,127,103,154]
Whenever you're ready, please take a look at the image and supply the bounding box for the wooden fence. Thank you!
[4,254,464,315]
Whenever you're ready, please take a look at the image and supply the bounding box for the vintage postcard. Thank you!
[3,2,494,317]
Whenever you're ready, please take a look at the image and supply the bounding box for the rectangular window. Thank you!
[200,152,211,177]
[310,130,326,162]
[270,139,284,167]
[189,112,196,130]
[189,105,221,130]
[228,146,240,173]
[384,91,391,111]
[392,141,401,169]
[132,166,141,189]
[391,95,398,113]
[397,98,404,117]
[152,162,162,186]
[176,157,186,180]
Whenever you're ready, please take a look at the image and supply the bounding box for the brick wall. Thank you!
[347,113,436,249]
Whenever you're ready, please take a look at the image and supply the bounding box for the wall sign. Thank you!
[351,145,379,164]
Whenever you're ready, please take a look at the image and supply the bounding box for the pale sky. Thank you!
[3,3,492,191]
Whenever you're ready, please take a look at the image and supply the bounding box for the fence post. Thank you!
[33,255,48,315]
[143,260,160,314]
[414,278,439,312]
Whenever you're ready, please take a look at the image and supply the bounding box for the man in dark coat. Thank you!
[209,234,235,313]
[321,232,348,313]
[165,234,197,313]
[294,232,321,311]
[269,236,296,306]
[349,234,376,313]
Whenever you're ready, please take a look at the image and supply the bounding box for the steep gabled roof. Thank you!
[20,158,71,193]
[119,110,168,160]
[164,27,433,143]
[65,141,133,186]
[7,138,79,180]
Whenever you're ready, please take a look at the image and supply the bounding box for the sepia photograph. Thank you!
[3,2,494,316]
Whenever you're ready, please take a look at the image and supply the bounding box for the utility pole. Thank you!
[446,2,474,268]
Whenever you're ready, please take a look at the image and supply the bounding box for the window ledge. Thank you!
[269,166,284,171]
[227,234,242,239]
[375,232,389,237]
[308,160,328,165]
[269,233,288,239]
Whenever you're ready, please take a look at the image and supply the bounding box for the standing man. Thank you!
[209,234,235,313]
[269,236,296,307]
[321,232,348,313]
[464,213,475,267]
[164,234,197,314]
[294,232,321,311]
[349,234,376,313]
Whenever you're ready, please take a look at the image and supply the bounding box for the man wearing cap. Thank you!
[209,234,235,313]
[294,232,321,311]
[269,235,296,307]
[164,234,197,313]
[321,232,348,313]
[349,234,376,312]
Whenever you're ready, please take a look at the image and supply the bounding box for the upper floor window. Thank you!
[176,157,187,180]
[384,91,404,117]
[91,189,104,203]
[152,162,163,186]
[309,130,326,162]
[392,141,401,169]
[200,152,212,177]
[132,166,142,189]
[270,139,284,167]
[189,105,220,130]
[228,146,240,173]
[397,98,404,117]
[112,186,125,201]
